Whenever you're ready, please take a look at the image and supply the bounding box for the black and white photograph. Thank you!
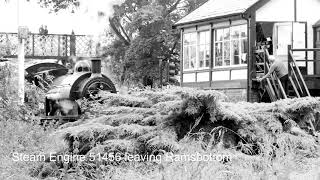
[0,0,320,179]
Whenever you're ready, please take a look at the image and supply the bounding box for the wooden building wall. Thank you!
[178,0,320,102]
[256,0,320,75]
[180,18,248,101]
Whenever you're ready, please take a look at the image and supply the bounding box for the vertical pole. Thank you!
[32,34,35,56]
[313,26,317,75]
[58,36,60,56]
[18,37,25,104]
[209,24,213,88]
[287,45,292,96]
[294,0,297,22]
[247,12,257,102]
[69,31,76,66]
[70,31,76,57]
[65,35,68,56]
[305,22,308,70]
[17,0,25,105]
[5,34,10,55]
[288,45,292,77]
[180,29,184,87]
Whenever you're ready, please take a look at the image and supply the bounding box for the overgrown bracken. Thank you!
[30,87,320,179]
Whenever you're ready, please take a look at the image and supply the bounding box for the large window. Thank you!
[183,33,197,70]
[183,31,210,70]
[198,31,210,69]
[214,24,247,67]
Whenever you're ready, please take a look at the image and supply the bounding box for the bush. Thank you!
[17,86,320,179]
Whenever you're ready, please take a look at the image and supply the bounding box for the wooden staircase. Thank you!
[254,46,313,102]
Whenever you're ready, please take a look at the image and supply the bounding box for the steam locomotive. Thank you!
[26,58,116,121]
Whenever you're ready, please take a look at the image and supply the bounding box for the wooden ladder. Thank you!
[255,48,287,102]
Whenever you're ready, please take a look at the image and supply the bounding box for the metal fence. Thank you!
[0,32,97,58]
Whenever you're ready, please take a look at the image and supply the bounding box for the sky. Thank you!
[0,0,122,35]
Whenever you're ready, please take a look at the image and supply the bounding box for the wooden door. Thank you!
[292,22,307,67]
[274,23,292,61]
[274,22,307,67]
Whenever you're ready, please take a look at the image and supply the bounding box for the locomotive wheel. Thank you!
[81,77,116,100]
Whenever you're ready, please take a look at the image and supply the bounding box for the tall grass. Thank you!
[1,66,320,180]
[0,62,61,179]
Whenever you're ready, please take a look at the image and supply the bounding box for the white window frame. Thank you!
[183,30,211,71]
[213,24,248,69]
[183,32,197,71]
[197,30,211,70]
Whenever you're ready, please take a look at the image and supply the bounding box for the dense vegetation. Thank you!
[2,66,319,179]
[0,1,319,179]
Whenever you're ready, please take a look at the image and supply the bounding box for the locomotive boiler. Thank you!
[43,58,116,119]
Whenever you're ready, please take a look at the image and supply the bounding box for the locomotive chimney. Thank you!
[91,58,101,75]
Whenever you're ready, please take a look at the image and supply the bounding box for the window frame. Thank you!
[182,30,211,71]
[213,24,248,69]
[183,32,197,71]
[197,30,211,70]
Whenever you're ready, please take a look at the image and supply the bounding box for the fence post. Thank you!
[288,45,292,78]
[18,26,29,104]
[58,36,60,56]
[32,34,35,56]
[70,31,76,56]
[5,34,10,55]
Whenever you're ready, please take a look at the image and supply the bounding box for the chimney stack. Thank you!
[91,58,101,75]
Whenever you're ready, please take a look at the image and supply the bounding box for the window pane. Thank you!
[215,57,222,67]
[231,26,240,39]
[240,24,247,38]
[240,39,248,54]
[215,42,222,57]
[216,29,223,41]
[223,28,230,40]
[199,45,205,68]
[214,26,247,67]
[205,47,210,67]
[190,46,196,68]
[224,42,230,66]
[183,47,189,69]
[190,33,197,44]
[231,40,240,65]
[199,31,206,45]
[215,42,222,66]
[184,34,190,45]
[240,39,248,64]
[205,31,210,44]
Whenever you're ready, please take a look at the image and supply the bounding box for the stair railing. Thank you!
[266,78,277,102]
[287,45,311,97]
[265,63,280,99]
[264,48,287,99]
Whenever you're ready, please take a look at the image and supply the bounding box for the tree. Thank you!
[36,0,80,13]
[105,0,208,87]
[34,0,208,86]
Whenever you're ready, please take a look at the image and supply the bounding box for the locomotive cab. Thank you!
[44,58,116,119]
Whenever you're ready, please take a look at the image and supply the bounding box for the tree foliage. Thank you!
[104,0,208,86]
[36,0,80,13]
[34,0,208,86]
